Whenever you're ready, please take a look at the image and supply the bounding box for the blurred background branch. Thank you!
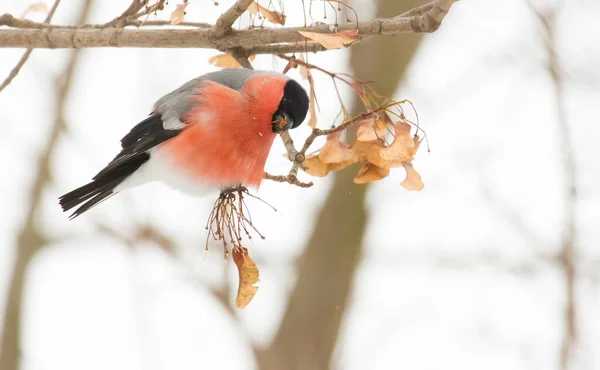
[528,2,578,369]
[0,0,95,368]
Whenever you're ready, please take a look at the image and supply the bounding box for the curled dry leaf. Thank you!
[400,162,424,191]
[248,2,286,25]
[208,54,256,68]
[356,117,388,142]
[298,29,360,50]
[297,55,310,80]
[319,132,355,164]
[303,154,357,177]
[354,163,390,184]
[232,247,260,309]
[380,121,418,162]
[329,158,358,172]
[303,155,330,177]
[170,2,189,25]
[351,139,389,169]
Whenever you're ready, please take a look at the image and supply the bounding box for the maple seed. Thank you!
[356,117,388,142]
[232,247,260,309]
[354,163,389,184]
[209,54,256,68]
[401,162,424,191]
[319,132,355,164]
[169,2,189,24]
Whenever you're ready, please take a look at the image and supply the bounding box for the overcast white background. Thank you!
[1,0,599,369]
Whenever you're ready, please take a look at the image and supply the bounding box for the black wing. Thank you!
[59,113,182,218]
[94,113,182,179]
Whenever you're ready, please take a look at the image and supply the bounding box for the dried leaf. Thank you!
[248,2,286,25]
[351,139,389,168]
[353,163,390,184]
[303,155,331,177]
[232,247,260,309]
[400,162,424,191]
[329,158,357,172]
[380,121,416,162]
[319,132,355,164]
[208,54,256,68]
[298,55,310,80]
[20,2,48,18]
[356,117,388,142]
[170,2,189,25]
[298,29,360,50]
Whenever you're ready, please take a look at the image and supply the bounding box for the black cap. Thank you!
[277,79,309,129]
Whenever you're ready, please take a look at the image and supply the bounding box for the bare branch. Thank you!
[528,2,576,370]
[0,0,61,93]
[0,13,212,29]
[211,0,254,38]
[0,0,95,365]
[0,0,455,50]
[245,42,325,55]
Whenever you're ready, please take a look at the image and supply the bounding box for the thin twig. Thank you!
[530,4,577,370]
[103,0,150,28]
[0,0,61,93]
[0,14,211,29]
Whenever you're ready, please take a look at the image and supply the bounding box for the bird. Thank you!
[59,68,309,219]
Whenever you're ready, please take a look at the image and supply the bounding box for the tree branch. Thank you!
[0,0,455,50]
[0,13,212,29]
[0,0,61,93]
[0,0,94,365]
[211,0,254,38]
[529,3,577,370]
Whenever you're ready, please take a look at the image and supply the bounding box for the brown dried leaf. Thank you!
[208,54,256,68]
[351,139,389,168]
[298,55,310,80]
[356,117,388,142]
[248,2,286,25]
[380,121,416,162]
[329,158,357,172]
[303,155,331,177]
[353,163,390,184]
[319,132,355,164]
[232,247,260,309]
[170,2,189,25]
[298,29,360,50]
[401,162,424,191]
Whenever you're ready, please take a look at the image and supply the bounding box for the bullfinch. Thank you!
[59,68,309,219]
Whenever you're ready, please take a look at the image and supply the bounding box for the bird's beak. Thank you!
[272,111,294,133]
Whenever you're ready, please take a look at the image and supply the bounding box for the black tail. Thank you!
[59,153,150,219]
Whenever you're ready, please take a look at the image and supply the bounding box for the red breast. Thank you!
[160,74,288,189]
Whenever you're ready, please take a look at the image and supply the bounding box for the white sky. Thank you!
[1,0,599,369]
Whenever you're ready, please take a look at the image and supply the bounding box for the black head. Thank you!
[271,79,309,133]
